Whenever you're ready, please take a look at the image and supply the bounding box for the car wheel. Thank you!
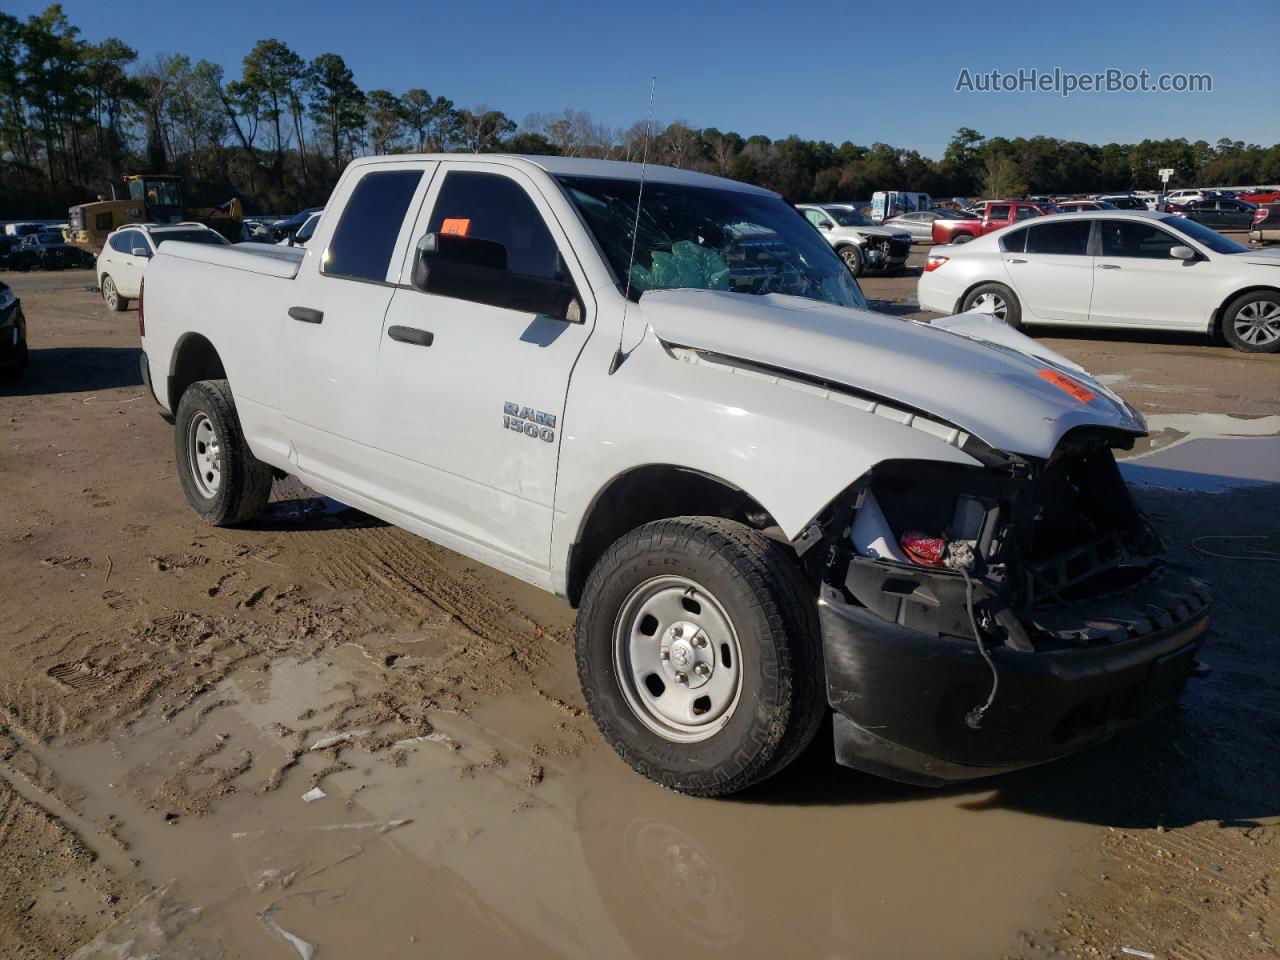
[837,245,863,276]
[101,275,128,312]
[575,517,825,797]
[1221,290,1280,353]
[953,234,975,244]
[174,379,274,526]
[962,282,1023,329]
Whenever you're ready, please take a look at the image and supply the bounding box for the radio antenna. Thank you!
[609,75,655,376]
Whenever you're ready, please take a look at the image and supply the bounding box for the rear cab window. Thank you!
[323,169,425,283]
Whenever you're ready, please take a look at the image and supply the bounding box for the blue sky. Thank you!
[13,0,1279,157]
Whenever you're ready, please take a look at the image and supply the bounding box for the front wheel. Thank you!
[837,245,863,276]
[174,379,274,526]
[962,282,1023,329]
[575,517,825,796]
[1221,290,1280,353]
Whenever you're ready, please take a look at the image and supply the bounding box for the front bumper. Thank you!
[819,572,1209,786]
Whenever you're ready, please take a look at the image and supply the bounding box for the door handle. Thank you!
[1097,263,1121,270]
[288,306,324,324]
[1007,258,1027,264]
[387,325,434,347]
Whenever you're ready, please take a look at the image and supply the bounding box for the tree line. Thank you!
[3,5,1279,219]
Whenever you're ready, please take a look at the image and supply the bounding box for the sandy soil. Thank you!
[0,268,1277,959]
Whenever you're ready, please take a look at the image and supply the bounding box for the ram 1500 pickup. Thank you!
[139,155,1209,796]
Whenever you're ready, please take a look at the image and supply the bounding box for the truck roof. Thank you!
[343,153,777,197]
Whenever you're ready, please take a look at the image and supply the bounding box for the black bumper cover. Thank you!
[819,583,1209,786]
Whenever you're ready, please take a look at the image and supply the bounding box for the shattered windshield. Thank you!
[557,176,867,310]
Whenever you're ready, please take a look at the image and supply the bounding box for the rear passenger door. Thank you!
[371,164,595,576]
[1002,218,1093,322]
[279,162,434,491]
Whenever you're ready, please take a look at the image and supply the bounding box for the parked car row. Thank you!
[1,229,94,270]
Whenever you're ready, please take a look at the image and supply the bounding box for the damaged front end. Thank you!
[799,428,1210,786]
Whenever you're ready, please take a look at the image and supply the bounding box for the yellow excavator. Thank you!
[64,174,244,256]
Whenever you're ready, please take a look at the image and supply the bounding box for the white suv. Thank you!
[97,223,229,311]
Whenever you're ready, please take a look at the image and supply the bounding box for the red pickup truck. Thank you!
[931,201,1057,244]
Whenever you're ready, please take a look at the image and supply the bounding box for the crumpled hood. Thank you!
[832,224,910,242]
[639,289,1145,459]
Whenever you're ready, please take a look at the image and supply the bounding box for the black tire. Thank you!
[1220,289,1280,354]
[174,379,273,526]
[953,233,974,244]
[836,244,863,276]
[575,517,825,797]
[101,275,128,312]
[961,281,1023,330]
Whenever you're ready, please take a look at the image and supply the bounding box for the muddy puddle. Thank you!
[1117,413,1280,491]
[11,650,1105,960]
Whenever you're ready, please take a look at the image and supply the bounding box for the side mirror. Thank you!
[411,232,580,321]
[817,222,832,231]
[1169,245,1197,261]
[130,245,151,258]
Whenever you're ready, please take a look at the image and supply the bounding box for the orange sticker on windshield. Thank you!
[441,218,470,236]
[1037,369,1095,404]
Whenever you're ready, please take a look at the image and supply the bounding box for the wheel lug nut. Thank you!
[672,625,683,638]
[694,663,710,677]
[694,635,707,648]
[674,672,688,684]
[660,649,669,660]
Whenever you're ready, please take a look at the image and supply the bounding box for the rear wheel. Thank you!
[101,275,127,312]
[1221,290,1280,353]
[576,517,825,796]
[174,379,273,526]
[953,233,975,244]
[962,282,1023,330]
[837,245,863,276]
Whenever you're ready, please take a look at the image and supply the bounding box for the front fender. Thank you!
[551,333,981,588]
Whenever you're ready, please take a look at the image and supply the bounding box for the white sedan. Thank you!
[917,210,1280,353]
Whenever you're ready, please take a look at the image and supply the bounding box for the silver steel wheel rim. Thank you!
[1233,299,1280,346]
[103,278,116,307]
[612,575,743,743]
[971,292,1008,319]
[840,249,859,269]
[187,412,222,498]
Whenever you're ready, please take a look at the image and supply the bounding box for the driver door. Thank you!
[371,164,596,572]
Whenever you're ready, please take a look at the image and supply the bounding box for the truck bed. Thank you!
[160,240,305,279]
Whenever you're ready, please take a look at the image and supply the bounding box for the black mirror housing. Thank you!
[411,232,579,321]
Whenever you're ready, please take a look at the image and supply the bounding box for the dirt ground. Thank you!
[1,266,1277,960]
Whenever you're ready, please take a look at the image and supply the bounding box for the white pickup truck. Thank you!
[139,155,1209,796]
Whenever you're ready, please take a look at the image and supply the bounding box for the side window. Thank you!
[426,171,561,279]
[1014,205,1041,221]
[109,232,135,254]
[999,227,1028,253]
[1099,220,1180,259]
[803,209,826,228]
[987,204,1012,221]
[323,169,423,282]
[1024,220,1091,255]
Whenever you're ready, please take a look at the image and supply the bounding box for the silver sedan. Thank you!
[881,209,978,242]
